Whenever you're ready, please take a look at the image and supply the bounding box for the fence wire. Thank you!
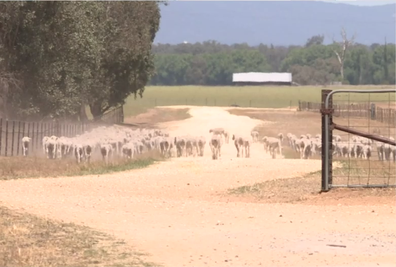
[319,90,396,189]
[0,105,124,157]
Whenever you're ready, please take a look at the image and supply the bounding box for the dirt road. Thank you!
[0,106,394,267]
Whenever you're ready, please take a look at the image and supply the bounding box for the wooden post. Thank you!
[17,121,21,156]
[5,120,8,157]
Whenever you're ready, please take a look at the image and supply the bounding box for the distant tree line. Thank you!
[0,1,161,120]
[150,35,396,86]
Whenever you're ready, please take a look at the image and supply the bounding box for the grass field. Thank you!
[123,85,396,117]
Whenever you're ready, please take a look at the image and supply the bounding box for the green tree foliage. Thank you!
[150,37,396,86]
[0,1,160,119]
[152,48,271,85]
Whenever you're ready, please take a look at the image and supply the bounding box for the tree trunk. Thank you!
[89,101,103,120]
[79,104,89,122]
[340,62,344,82]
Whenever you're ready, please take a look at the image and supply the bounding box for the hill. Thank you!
[155,1,396,46]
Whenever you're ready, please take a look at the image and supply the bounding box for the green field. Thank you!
[123,85,396,117]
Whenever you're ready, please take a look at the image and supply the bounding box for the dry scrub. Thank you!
[0,206,159,267]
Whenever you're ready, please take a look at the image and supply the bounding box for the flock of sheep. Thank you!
[19,124,395,163]
[284,132,396,162]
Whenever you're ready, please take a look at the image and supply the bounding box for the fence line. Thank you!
[298,100,396,126]
[0,105,125,157]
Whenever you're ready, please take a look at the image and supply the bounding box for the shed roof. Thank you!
[232,72,292,83]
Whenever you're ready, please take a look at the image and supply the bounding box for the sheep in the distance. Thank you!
[174,136,186,157]
[209,128,229,144]
[209,134,222,160]
[197,136,206,157]
[44,136,58,159]
[251,130,259,143]
[262,133,283,159]
[21,136,31,157]
[232,134,246,158]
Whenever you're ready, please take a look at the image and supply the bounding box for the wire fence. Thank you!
[299,100,396,126]
[95,105,124,124]
[0,105,124,157]
[318,90,396,190]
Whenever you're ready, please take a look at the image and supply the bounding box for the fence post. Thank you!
[17,121,21,156]
[27,122,30,142]
[0,118,2,156]
[57,121,61,136]
[31,122,36,153]
[321,89,333,192]
[5,120,8,157]
[11,121,15,156]
[36,122,40,153]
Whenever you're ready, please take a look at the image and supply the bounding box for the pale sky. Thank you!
[321,0,396,6]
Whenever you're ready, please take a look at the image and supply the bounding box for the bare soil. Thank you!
[124,107,190,127]
[0,106,395,267]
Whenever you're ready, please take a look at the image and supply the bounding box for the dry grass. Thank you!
[124,107,190,127]
[0,151,163,180]
[0,206,160,267]
[227,162,395,204]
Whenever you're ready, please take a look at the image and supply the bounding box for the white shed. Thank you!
[232,72,292,85]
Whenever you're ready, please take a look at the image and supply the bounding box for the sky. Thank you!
[321,0,396,6]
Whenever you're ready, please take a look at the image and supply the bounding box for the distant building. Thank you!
[232,72,292,86]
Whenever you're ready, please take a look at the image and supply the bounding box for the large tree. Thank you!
[88,1,161,119]
[0,1,160,120]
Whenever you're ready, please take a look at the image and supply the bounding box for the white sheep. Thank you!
[44,135,58,159]
[100,143,113,164]
[262,134,283,159]
[209,128,229,144]
[21,136,31,157]
[209,134,222,160]
[121,142,136,159]
[232,134,246,158]
[251,130,259,143]
[197,136,206,157]
[160,137,173,158]
[74,144,85,163]
[174,136,186,157]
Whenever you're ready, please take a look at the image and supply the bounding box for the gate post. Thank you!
[321,89,333,192]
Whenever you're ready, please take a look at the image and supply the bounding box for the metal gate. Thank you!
[320,89,396,191]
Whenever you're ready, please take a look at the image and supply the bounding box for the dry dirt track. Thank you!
[0,106,395,267]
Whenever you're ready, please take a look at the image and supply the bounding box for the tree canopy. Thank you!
[0,1,160,120]
[150,38,396,86]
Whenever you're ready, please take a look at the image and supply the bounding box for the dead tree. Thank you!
[332,27,356,82]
